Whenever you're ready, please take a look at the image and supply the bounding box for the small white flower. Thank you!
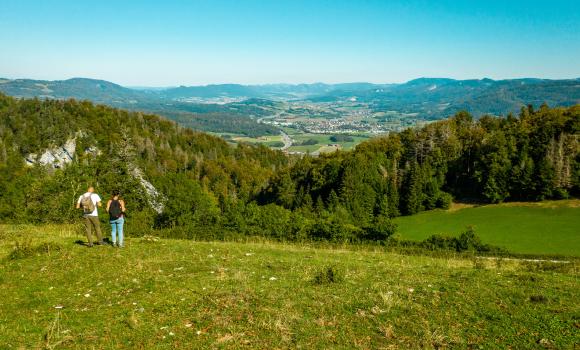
[269,277,277,281]
[48,286,54,290]
[160,326,168,330]
[84,294,90,298]
[196,330,202,335]
[174,267,184,271]
[245,253,253,256]
[185,323,192,328]
[132,302,137,305]
[169,332,175,336]
[207,254,214,258]
[407,288,414,293]
[427,284,432,288]
[210,271,215,274]
[54,305,63,309]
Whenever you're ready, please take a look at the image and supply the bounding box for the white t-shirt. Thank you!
[77,193,101,216]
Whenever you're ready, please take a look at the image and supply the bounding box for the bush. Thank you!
[436,192,453,209]
[9,239,35,260]
[312,266,343,285]
[9,240,63,260]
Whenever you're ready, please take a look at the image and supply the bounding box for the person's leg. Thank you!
[91,216,104,244]
[110,219,117,246]
[84,216,93,246]
[118,218,125,247]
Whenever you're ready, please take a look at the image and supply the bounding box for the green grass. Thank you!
[288,134,370,153]
[1,224,579,349]
[394,200,580,257]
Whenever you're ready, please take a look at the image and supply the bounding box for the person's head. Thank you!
[112,190,120,198]
[87,186,94,193]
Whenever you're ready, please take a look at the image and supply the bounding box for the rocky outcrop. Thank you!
[130,166,165,214]
[25,138,77,168]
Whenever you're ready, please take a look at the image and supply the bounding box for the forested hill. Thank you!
[0,93,288,229]
[0,93,578,243]
[260,104,579,222]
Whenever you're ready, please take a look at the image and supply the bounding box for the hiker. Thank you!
[76,186,104,247]
[106,190,126,248]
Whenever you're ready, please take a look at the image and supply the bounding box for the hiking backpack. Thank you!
[81,194,95,214]
[109,199,123,219]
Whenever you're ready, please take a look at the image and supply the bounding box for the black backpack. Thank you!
[109,199,123,220]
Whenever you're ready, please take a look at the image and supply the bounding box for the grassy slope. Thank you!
[394,200,580,257]
[1,225,579,349]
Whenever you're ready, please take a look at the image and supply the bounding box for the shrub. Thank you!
[9,239,35,260]
[436,192,453,209]
[312,266,343,285]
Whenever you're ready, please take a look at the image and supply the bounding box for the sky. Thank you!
[0,0,579,86]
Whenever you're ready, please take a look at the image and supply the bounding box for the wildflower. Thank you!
[407,288,414,293]
[269,277,277,281]
[245,253,253,256]
[84,293,90,298]
[169,332,175,336]
[185,323,192,328]
[196,330,202,335]
[54,305,64,309]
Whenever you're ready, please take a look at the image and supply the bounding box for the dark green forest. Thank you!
[0,93,578,243]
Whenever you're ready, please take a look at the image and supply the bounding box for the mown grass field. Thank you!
[394,200,580,257]
[288,134,369,153]
[1,225,578,349]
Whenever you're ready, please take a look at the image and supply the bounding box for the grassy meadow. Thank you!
[394,200,580,257]
[1,224,578,349]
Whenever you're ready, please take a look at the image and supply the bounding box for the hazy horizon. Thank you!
[3,75,579,89]
[1,0,579,86]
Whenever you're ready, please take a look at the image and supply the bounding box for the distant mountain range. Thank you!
[1,76,578,119]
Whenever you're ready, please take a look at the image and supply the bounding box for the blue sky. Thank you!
[0,0,578,86]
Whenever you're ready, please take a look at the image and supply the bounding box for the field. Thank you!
[394,200,580,257]
[287,133,370,153]
[1,225,579,349]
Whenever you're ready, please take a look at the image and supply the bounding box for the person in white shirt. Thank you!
[75,186,104,247]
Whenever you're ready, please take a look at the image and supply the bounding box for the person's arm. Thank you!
[75,196,81,209]
[106,200,111,213]
[120,200,126,212]
[97,201,102,208]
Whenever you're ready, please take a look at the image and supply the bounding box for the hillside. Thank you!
[1,225,578,349]
[310,78,580,119]
[1,94,578,251]
[0,93,288,231]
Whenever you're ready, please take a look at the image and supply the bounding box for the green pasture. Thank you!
[394,200,580,257]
